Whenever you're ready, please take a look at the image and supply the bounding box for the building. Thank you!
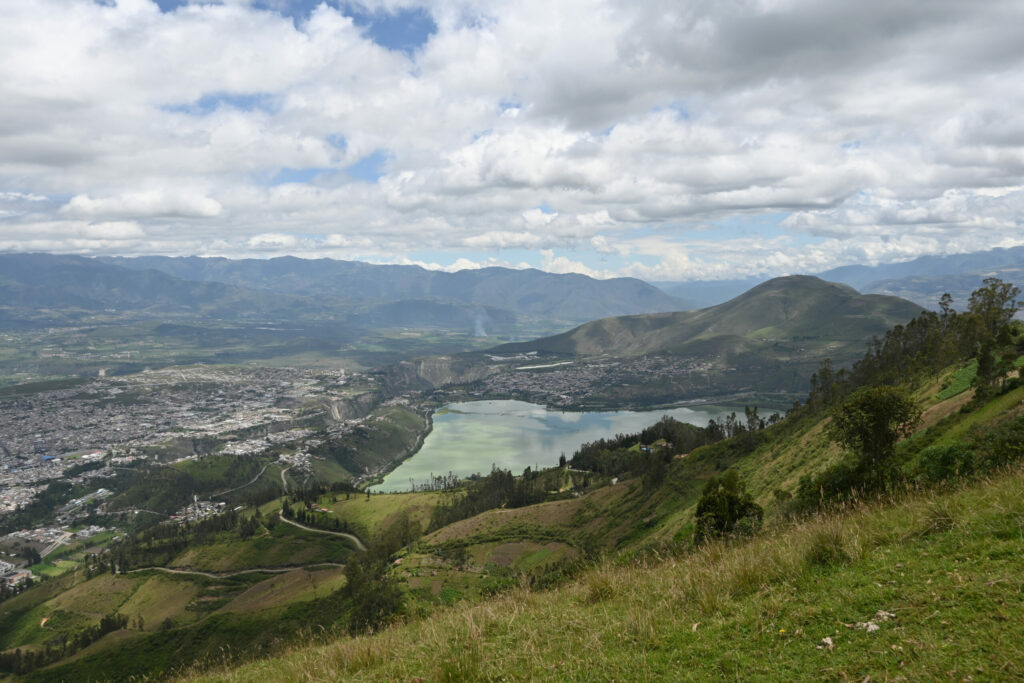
[1,569,33,587]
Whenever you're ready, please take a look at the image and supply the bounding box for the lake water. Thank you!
[372,399,742,492]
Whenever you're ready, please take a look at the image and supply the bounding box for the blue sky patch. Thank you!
[347,150,390,182]
[271,167,327,185]
[345,4,437,55]
[164,92,277,116]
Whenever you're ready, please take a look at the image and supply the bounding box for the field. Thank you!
[169,524,356,572]
[327,490,442,540]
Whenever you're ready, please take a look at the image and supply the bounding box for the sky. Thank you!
[1,0,1023,282]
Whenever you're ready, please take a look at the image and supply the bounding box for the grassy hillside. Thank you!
[193,465,1024,682]
[496,276,921,358]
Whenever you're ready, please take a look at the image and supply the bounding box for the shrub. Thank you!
[911,442,974,483]
[693,470,763,545]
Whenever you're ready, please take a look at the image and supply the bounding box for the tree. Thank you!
[694,470,763,544]
[968,277,1020,338]
[828,386,920,490]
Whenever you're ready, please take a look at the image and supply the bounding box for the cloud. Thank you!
[0,0,1021,279]
[61,191,223,219]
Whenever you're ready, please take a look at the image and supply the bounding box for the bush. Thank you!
[911,442,974,483]
[693,470,763,545]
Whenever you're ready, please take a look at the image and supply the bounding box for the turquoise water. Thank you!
[372,399,740,492]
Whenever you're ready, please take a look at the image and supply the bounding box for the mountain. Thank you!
[495,275,923,357]
[818,246,1024,291]
[819,246,1024,310]
[99,255,682,323]
[0,253,516,337]
[654,277,765,310]
[0,253,333,321]
[655,246,1024,311]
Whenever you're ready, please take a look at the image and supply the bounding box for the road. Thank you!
[211,462,271,499]
[125,563,346,579]
[278,511,367,551]
[280,465,291,493]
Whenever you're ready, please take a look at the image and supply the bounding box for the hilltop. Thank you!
[495,276,921,357]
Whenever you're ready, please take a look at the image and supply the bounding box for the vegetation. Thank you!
[191,466,1024,682]
[693,471,763,544]
[3,277,1022,681]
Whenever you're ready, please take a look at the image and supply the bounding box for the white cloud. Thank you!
[61,191,223,219]
[0,0,1022,279]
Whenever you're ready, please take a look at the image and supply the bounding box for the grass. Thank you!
[940,385,1024,443]
[169,524,354,572]
[193,466,1024,682]
[28,559,77,578]
[327,490,441,541]
[937,359,979,400]
[217,568,348,614]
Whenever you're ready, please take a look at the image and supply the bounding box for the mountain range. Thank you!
[98,255,681,324]
[0,254,680,338]
[662,245,1024,310]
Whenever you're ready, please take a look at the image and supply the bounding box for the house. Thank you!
[1,569,33,587]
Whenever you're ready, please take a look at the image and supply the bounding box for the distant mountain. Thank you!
[0,254,510,333]
[820,246,1024,310]
[817,246,1024,293]
[0,253,330,320]
[99,255,682,323]
[495,275,922,358]
[655,247,1024,311]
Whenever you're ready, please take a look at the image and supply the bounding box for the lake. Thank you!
[372,399,743,492]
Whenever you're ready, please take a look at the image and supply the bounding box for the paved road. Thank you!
[278,511,367,551]
[125,563,345,579]
[280,465,291,493]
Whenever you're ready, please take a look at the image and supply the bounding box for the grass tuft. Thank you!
[802,521,849,568]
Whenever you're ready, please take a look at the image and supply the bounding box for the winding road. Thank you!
[125,563,346,579]
[278,511,367,551]
[211,462,271,499]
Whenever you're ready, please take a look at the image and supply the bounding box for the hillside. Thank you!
[494,275,921,359]
[192,468,1024,681]
[100,255,683,324]
[172,295,1024,682]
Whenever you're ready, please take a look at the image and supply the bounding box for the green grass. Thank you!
[28,559,77,578]
[169,524,354,572]
[937,359,979,400]
[940,385,1024,443]
[327,490,441,541]
[192,466,1024,682]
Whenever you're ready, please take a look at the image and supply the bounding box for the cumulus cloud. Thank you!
[61,191,223,219]
[0,0,1022,279]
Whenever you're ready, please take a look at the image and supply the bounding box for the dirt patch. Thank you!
[921,389,974,428]
[488,542,532,567]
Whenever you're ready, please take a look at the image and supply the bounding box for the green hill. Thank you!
[495,275,922,357]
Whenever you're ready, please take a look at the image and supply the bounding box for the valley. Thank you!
[0,260,1020,681]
